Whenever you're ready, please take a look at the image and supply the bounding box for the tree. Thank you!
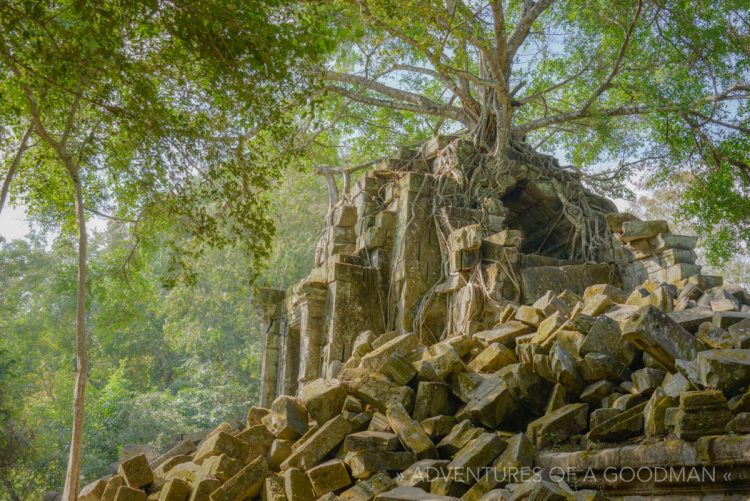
[0,1,333,497]
[315,0,749,261]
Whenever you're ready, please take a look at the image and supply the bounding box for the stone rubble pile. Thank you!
[79,248,750,501]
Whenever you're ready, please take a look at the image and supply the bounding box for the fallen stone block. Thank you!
[345,451,415,479]
[446,433,506,482]
[419,344,462,382]
[344,431,400,453]
[696,349,750,395]
[119,454,155,489]
[210,456,269,501]
[379,354,417,386]
[526,403,588,449]
[299,379,347,425]
[198,454,240,483]
[261,477,286,501]
[102,475,126,501]
[189,478,221,501]
[473,322,533,348]
[348,372,414,413]
[281,415,351,471]
[283,468,315,501]
[587,402,646,442]
[114,486,146,501]
[194,432,250,465]
[620,220,669,242]
[236,425,275,462]
[420,416,456,440]
[621,305,703,371]
[729,319,750,349]
[435,420,483,458]
[462,376,516,429]
[340,473,396,501]
[413,382,457,422]
[158,479,191,501]
[386,403,438,460]
[580,315,636,366]
[655,233,698,252]
[467,344,517,373]
[268,439,295,471]
[271,396,309,440]
[78,479,107,501]
[360,333,418,370]
[307,459,352,496]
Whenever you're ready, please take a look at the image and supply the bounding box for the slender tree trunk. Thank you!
[61,173,88,501]
[0,125,32,216]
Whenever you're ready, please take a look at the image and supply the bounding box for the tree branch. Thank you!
[507,0,556,61]
[325,85,465,122]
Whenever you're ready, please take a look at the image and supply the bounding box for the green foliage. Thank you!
[0,168,328,496]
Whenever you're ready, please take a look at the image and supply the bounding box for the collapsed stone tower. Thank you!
[255,137,714,407]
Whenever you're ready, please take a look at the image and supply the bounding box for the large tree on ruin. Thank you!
[315,0,749,262]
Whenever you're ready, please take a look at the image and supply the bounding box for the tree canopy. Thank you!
[311,0,749,262]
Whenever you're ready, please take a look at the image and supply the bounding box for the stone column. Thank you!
[253,288,285,408]
[297,283,328,386]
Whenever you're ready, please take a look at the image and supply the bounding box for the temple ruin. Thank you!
[79,137,750,500]
[255,137,716,407]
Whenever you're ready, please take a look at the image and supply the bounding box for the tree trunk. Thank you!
[61,173,88,501]
[0,125,32,216]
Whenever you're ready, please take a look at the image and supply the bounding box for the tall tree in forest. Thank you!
[0,1,332,497]
[317,0,749,262]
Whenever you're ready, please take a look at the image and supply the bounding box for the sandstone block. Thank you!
[386,403,438,460]
[261,477,287,501]
[360,333,418,370]
[114,487,146,501]
[418,344,461,382]
[696,349,750,394]
[467,344,516,373]
[238,424,275,462]
[620,220,669,242]
[102,475,126,501]
[198,454,240,483]
[210,456,269,501]
[271,396,309,440]
[268,439,295,471]
[420,416,456,440]
[79,479,107,501]
[379,354,417,386]
[158,479,191,501]
[281,415,351,471]
[349,373,414,413]
[396,460,448,489]
[345,451,415,479]
[307,459,351,496]
[119,454,155,489]
[344,431,400,453]
[474,322,532,349]
[299,379,347,425]
[435,420,483,458]
[413,382,457,422]
[189,478,221,501]
[194,432,250,465]
[340,472,397,501]
[283,468,315,501]
[446,433,506,482]
[526,403,588,449]
[588,402,646,442]
[729,318,750,349]
[621,305,702,371]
